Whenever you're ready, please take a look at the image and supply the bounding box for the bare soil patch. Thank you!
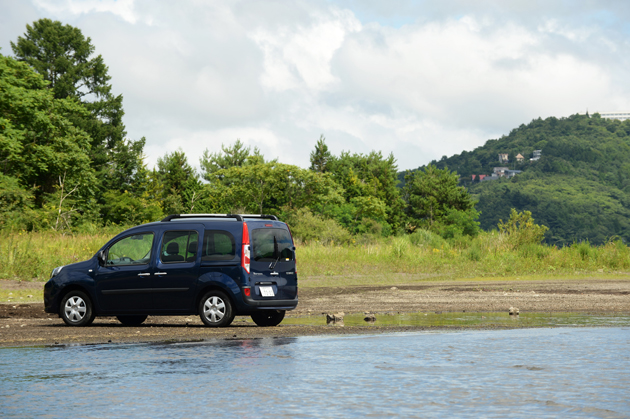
[1,277,629,347]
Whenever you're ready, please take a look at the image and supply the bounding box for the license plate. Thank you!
[260,286,275,297]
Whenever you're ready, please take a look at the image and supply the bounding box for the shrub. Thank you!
[467,244,482,261]
[283,207,351,245]
[409,229,446,249]
[390,237,410,259]
[519,243,551,260]
[573,241,592,261]
[498,209,549,249]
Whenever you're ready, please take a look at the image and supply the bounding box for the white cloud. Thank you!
[33,0,139,23]
[250,8,361,92]
[3,0,630,172]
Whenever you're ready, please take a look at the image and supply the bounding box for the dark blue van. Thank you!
[44,214,298,327]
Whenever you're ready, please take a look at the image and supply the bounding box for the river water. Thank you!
[1,327,629,418]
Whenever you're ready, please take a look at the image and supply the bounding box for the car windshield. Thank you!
[251,228,294,262]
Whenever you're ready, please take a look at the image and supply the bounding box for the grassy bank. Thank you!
[1,228,629,284]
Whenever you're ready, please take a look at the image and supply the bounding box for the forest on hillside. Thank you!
[414,114,630,245]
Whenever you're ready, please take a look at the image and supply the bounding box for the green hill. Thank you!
[405,114,630,245]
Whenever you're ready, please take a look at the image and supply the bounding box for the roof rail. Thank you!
[161,214,244,222]
[240,214,279,221]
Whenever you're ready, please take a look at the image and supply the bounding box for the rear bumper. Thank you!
[243,294,298,310]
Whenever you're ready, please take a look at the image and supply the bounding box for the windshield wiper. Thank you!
[269,236,280,270]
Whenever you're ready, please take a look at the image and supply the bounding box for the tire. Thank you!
[199,291,234,327]
[116,315,148,326]
[60,290,95,327]
[251,310,285,327]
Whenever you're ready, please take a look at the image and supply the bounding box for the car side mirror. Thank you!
[97,250,106,266]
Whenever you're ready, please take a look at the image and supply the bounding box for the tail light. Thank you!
[242,222,250,273]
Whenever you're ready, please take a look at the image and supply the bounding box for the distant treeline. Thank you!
[0,19,482,244]
[3,19,628,247]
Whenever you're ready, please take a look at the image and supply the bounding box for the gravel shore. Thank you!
[1,277,629,347]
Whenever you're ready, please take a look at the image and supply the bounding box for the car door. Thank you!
[150,228,201,311]
[95,231,156,313]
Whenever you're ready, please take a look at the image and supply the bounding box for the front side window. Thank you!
[202,230,236,261]
[107,233,154,266]
[252,228,294,262]
[161,231,198,263]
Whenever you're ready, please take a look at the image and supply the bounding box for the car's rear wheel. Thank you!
[116,315,148,326]
[60,290,95,327]
[251,310,285,327]
[199,291,234,327]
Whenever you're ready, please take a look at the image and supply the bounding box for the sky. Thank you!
[2,0,630,172]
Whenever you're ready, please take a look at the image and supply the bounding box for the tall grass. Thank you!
[295,231,630,286]
[0,227,126,281]
[1,228,629,283]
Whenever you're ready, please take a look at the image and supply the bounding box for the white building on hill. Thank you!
[596,111,630,121]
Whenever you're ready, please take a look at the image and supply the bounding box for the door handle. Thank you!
[137,273,151,277]
[154,272,167,275]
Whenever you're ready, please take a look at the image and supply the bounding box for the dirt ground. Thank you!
[1,277,629,347]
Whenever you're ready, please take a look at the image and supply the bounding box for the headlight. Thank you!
[51,266,64,278]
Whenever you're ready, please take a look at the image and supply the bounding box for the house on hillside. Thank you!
[530,150,542,161]
[516,153,524,162]
[480,167,522,181]
[494,167,509,176]
[498,153,509,163]
[481,174,499,181]
[505,170,522,178]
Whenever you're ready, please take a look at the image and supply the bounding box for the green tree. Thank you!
[206,162,341,215]
[101,137,150,195]
[101,190,162,225]
[200,139,264,182]
[11,19,129,183]
[326,150,405,233]
[155,150,201,214]
[0,53,95,208]
[0,173,34,229]
[498,209,549,248]
[309,135,332,173]
[403,165,477,231]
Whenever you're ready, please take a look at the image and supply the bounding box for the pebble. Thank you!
[390,287,398,290]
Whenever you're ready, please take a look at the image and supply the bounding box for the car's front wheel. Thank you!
[251,310,285,327]
[60,290,95,327]
[116,315,148,326]
[199,291,234,327]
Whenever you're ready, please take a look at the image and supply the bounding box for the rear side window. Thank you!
[161,230,198,263]
[252,228,294,262]
[202,230,235,261]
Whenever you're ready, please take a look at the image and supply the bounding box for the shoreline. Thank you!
[1,277,629,347]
